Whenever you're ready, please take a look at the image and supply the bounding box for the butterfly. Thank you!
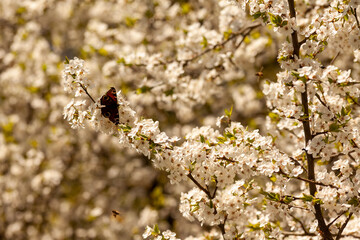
[100,87,120,125]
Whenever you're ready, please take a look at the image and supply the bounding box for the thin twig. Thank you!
[79,83,96,103]
[212,179,218,198]
[282,231,316,237]
[346,92,360,106]
[288,155,308,173]
[218,214,227,236]
[187,173,212,199]
[315,93,330,110]
[288,212,309,235]
[294,175,339,189]
[235,27,253,49]
[353,7,360,30]
[330,52,340,65]
[336,213,353,240]
[312,131,329,137]
[327,211,346,228]
[283,231,360,239]
[278,168,338,189]
[183,23,261,66]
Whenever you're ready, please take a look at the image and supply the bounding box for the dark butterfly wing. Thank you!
[100,87,120,125]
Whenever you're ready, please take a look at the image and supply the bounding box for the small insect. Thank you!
[100,87,120,125]
[112,210,121,218]
[111,210,123,222]
[256,66,264,78]
[255,71,264,77]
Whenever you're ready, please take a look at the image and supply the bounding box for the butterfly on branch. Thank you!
[100,87,120,125]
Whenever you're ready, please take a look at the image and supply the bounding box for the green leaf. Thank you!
[348,197,359,206]
[153,224,160,234]
[191,205,199,212]
[42,63,47,72]
[117,57,126,64]
[145,9,154,18]
[267,192,280,202]
[268,13,287,27]
[282,195,294,204]
[16,6,27,14]
[247,222,261,231]
[300,194,321,203]
[313,198,323,204]
[299,114,309,121]
[217,136,227,144]
[201,36,208,48]
[270,175,276,182]
[301,194,313,202]
[200,134,205,143]
[98,48,108,56]
[26,86,40,93]
[225,105,233,118]
[2,121,16,143]
[329,123,340,132]
[224,132,235,139]
[268,112,280,124]
[252,11,263,19]
[136,85,152,94]
[181,3,191,14]
[164,88,174,96]
[223,29,232,40]
[341,106,351,116]
[119,124,132,132]
[125,17,137,27]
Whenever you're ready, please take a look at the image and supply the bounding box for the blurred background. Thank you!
[0,0,277,239]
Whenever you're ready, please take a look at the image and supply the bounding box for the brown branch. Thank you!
[282,231,316,237]
[312,131,329,137]
[235,27,253,49]
[287,0,333,239]
[288,155,308,173]
[288,212,310,235]
[283,231,360,239]
[327,211,346,228]
[278,168,338,189]
[288,0,299,57]
[187,173,226,237]
[218,214,227,236]
[79,83,96,103]
[212,179,218,198]
[336,213,353,240]
[330,52,340,65]
[183,23,261,66]
[294,175,339,189]
[187,173,212,199]
[298,37,307,47]
[353,8,360,30]
[346,92,360,106]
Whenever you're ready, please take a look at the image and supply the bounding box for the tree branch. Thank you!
[79,83,96,103]
[353,7,360,30]
[335,213,353,240]
[287,0,333,239]
[187,172,212,199]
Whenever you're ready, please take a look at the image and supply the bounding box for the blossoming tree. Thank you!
[62,0,360,239]
[2,0,360,239]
